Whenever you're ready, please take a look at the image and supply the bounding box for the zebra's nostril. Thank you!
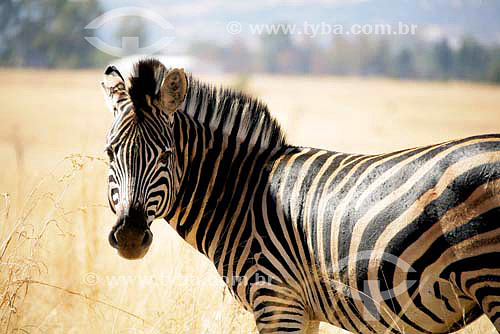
[108,230,119,249]
[142,230,153,247]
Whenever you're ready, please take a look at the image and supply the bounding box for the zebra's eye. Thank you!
[158,149,172,164]
[106,146,114,162]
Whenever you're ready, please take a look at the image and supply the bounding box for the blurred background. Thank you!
[1,1,500,333]
[2,0,500,82]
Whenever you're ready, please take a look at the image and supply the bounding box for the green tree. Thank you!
[259,23,294,73]
[392,48,416,79]
[433,38,453,79]
[367,38,391,76]
[0,0,106,68]
[328,36,358,75]
[489,59,500,84]
[455,37,489,81]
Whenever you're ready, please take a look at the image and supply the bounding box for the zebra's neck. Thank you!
[164,80,288,259]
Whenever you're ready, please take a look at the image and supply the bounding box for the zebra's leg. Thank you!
[452,245,500,331]
[253,306,309,334]
[254,317,320,334]
[449,256,500,331]
[252,295,311,334]
[471,285,500,332]
[305,320,320,334]
[446,266,500,331]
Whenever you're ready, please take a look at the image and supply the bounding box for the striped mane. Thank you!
[126,59,287,151]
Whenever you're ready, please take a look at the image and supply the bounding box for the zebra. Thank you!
[101,58,500,334]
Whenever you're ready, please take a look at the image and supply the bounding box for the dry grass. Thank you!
[0,69,499,333]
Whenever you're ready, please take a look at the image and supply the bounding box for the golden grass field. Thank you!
[1,69,499,334]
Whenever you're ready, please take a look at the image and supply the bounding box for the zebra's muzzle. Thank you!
[109,208,153,260]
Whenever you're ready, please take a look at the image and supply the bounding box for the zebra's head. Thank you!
[101,60,188,259]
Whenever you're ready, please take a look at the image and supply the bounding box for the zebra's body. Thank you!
[101,59,500,334]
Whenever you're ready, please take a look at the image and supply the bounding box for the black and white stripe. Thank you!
[102,59,500,334]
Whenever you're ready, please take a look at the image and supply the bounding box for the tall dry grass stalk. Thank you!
[0,154,106,331]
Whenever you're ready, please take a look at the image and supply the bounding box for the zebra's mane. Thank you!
[126,59,287,150]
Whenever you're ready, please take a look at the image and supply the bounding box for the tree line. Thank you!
[1,0,499,84]
[192,32,500,84]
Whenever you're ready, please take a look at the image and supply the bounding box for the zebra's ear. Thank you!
[101,65,127,115]
[101,65,125,91]
[160,68,187,113]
